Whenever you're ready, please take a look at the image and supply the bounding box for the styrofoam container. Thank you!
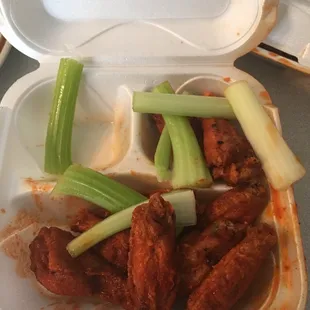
[0,0,307,309]
[262,0,310,72]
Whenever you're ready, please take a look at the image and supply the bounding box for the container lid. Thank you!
[264,0,310,68]
[0,0,278,64]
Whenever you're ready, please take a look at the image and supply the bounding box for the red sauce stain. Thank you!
[271,188,285,222]
[223,77,231,83]
[203,91,215,97]
[0,209,39,241]
[1,233,35,278]
[0,208,6,214]
[264,202,273,218]
[259,91,272,102]
[254,48,310,74]
[268,51,278,57]
[271,188,293,290]
[24,178,54,211]
[279,58,291,66]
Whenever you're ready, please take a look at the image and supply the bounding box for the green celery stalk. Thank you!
[164,115,212,188]
[224,80,305,191]
[45,58,84,174]
[154,126,172,181]
[149,81,213,189]
[153,81,175,182]
[133,92,235,119]
[51,164,146,213]
[67,190,196,257]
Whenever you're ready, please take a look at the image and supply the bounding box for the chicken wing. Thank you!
[178,220,246,296]
[71,209,130,272]
[198,182,269,229]
[128,193,178,310]
[29,227,133,309]
[202,118,263,185]
[29,227,93,296]
[187,223,277,310]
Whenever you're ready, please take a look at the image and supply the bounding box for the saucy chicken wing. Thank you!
[29,227,93,297]
[187,223,277,310]
[29,227,133,309]
[198,182,269,229]
[71,209,130,272]
[128,193,178,310]
[202,118,263,185]
[178,220,247,296]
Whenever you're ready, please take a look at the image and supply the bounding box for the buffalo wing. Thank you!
[29,227,133,309]
[178,220,246,295]
[202,118,263,185]
[198,182,269,229]
[71,209,129,272]
[29,227,94,297]
[187,223,277,310]
[128,193,178,310]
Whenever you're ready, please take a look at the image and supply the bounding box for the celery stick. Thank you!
[150,81,212,188]
[224,81,305,191]
[45,58,84,174]
[164,115,212,189]
[153,81,175,182]
[67,190,196,257]
[133,92,235,119]
[154,126,172,181]
[52,165,146,213]
[152,81,175,94]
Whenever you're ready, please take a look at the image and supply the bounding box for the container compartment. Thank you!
[13,74,132,174]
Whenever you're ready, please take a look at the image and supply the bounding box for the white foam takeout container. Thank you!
[259,0,310,73]
[0,0,307,309]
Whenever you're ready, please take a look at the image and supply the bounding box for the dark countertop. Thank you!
[0,48,309,306]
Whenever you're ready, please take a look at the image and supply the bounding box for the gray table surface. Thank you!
[0,48,309,307]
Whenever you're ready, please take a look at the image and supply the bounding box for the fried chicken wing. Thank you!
[128,193,178,310]
[202,118,263,185]
[71,209,129,272]
[198,182,269,229]
[187,223,277,310]
[30,227,133,309]
[202,118,245,167]
[178,220,246,296]
[29,227,94,296]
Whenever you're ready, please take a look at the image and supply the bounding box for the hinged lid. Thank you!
[264,0,310,68]
[0,0,278,64]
